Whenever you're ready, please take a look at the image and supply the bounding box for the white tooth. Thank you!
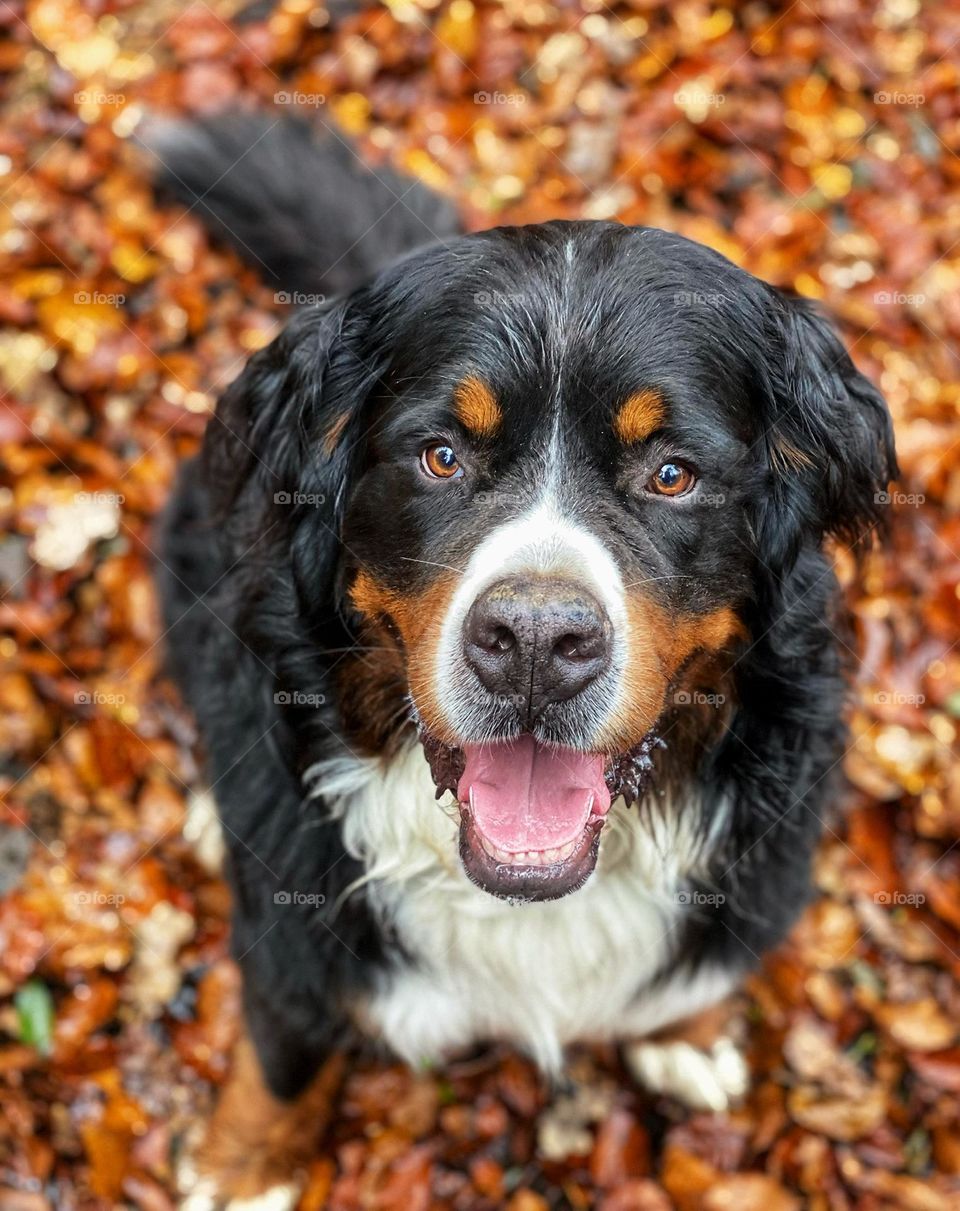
[471,831,588,868]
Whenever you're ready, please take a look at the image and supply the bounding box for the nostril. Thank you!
[481,625,515,654]
[554,633,591,661]
[553,626,608,663]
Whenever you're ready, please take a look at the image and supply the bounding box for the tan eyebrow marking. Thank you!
[453,376,502,438]
[614,388,666,444]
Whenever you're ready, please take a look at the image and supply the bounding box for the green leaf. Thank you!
[436,1079,457,1106]
[14,979,55,1057]
[846,1030,877,1063]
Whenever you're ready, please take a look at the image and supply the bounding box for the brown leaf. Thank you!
[590,1107,650,1187]
[782,1015,869,1096]
[597,1180,673,1211]
[702,1174,801,1211]
[907,1046,960,1090]
[787,1083,887,1142]
[875,998,957,1051]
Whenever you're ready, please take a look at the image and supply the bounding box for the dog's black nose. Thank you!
[463,577,611,719]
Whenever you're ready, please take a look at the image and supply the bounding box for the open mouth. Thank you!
[421,730,662,903]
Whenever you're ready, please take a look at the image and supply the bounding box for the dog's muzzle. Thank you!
[462,575,612,724]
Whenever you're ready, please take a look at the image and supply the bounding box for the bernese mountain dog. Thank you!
[147,115,896,1208]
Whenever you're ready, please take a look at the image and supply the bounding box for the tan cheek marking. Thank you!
[350,570,461,743]
[323,410,351,456]
[614,388,666,444]
[453,376,501,438]
[336,630,409,756]
[596,596,744,752]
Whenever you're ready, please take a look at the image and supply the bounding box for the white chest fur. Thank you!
[309,743,732,1073]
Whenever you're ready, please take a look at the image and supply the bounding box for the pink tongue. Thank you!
[457,736,611,853]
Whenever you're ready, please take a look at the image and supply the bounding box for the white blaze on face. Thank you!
[433,498,630,744]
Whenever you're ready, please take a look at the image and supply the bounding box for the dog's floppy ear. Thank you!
[754,290,897,576]
[201,297,384,600]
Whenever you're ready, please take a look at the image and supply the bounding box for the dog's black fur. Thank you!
[153,115,896,1104]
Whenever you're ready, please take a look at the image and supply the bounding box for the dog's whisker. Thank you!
[622,574,702,589]
[399,556,466,575]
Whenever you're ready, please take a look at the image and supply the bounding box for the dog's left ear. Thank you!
[755,290,898,575]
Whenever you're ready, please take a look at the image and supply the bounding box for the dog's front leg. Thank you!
[180,1029,343,1211]
[178,931,348,1211]
[178,843,368,1210]
[180,1042,341,1211]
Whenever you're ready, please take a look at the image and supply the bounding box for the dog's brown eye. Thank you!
[648,462,695,497]
[421,443,462,479]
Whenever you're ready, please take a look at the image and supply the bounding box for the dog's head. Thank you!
[208,222,895,903]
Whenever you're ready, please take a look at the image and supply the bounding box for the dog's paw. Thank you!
[178,1158,299,1211]
[179,1184,299,1211]
[624,1036,749,1112]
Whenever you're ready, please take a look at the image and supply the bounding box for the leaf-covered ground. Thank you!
[1,1,960,1208]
